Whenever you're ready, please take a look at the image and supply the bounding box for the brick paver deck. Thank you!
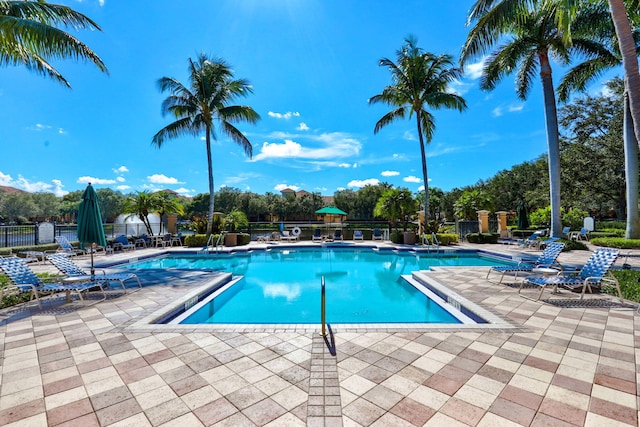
[0,243,638,426]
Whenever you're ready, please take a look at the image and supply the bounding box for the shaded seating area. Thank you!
[487,242,565,284]
[0,257,105,307]
[521,248,621,301]
[46,254,141,292]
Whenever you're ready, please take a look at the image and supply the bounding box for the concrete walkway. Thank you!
[0,243,638,426]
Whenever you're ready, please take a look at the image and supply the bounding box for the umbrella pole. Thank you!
[90,243,95,277]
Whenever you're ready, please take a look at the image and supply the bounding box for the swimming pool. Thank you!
[121,248,513,324]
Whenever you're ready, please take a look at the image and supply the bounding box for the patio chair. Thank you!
[373,228,383,240]
[281,230,298,242]
[46,253,141,292]
[312,228,323,242]
[562,227,571,238]
[135,234,151,248]
[517,231,544,249]
[170,233,182,246]
[521,248,621,301]
[54,236,86,257]
[112,235,135,251]
[487,242,565,284]
[353,230,363,241]
[333,229,343,241]
[0,257,105,308]
[570,227,589,241]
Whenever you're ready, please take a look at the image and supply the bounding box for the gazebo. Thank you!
[315,206,347,224]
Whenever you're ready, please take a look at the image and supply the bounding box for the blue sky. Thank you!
[0,0,615,198]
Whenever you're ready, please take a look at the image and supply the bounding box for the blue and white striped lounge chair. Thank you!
[46,253,141,292]
[0,257,105,308]
[55,235,86,256]
[353,230,363,240]
[521,248,621,301]
[372,228,383,240]
[487,242,565,284]
[517,231,544,249]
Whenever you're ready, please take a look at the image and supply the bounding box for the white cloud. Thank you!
[268,111,300,120]
[464,57,486,80]
[77,176,116,185]
[174,187,194,196]
[274,183,300,191]
[253,132,361,162]
[418,185,425,191]
[113,166,129,173]
[28,123,52,131]
[381,170,400,177]
[297,122,309,131]
[116,176,125,182]
[347,178,380,188]
[116,185,130,191]
[508,104,524,113]
[58,128,67,135]
[402,131,416,141]
[403,175,422,183]
[147,174,184,184]
[492,107,503,117]
[0,171,68,196]
[338,163,351,168]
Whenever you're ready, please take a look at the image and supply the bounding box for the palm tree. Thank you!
[122,191,158,236]
[153,53,260,237]
[462,0,604,237]
[373,187,418,232]
[558,4,640,238]
[154,191,184,234]
[370,36,467,227]
[0,0,108,87]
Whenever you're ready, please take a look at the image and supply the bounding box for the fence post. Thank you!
[34,222,39,245]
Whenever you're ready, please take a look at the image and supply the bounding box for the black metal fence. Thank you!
[0,222,162,248]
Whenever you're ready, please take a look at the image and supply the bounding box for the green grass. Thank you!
[609,270,640,303]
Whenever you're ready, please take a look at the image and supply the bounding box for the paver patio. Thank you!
[0,243,638,426]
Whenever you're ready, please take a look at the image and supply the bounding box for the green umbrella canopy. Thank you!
[77,183,107,248]
[315,206,347,215]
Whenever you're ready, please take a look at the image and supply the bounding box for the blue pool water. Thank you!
[122,248,512,324]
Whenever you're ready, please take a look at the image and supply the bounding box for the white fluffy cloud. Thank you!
[297,122,309,131]
[268,111,300,119]
[464,57,486,80]
[174,187,195,196]
[77,176,116,185]
[116,177,125,183]
[147,174,184,184]
[403,175,422,183]
[0,171,68,196]
[347,178,380,188]
[113,166,129,173]
[253,132,361,162]
[381,170,399,177]
[116,185,131,191]
[274,183,300,191]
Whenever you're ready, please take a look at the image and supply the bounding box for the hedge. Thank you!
[590,237,640,249]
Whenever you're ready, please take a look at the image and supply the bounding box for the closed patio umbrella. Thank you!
[517,202,529,230]
[77,183,107,275]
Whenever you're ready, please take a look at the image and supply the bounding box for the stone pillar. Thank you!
[477,210,490,233]
[496,211,508,237]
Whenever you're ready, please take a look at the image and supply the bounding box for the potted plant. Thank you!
[223,211,248,247]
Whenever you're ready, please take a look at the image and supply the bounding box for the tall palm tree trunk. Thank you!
[624,91,640,238]
[609,0,640,146]
[539,51,563,238]
[205,130,215,237]
[416,114,429,229]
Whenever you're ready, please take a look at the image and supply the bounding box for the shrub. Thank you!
[390,232,403,244]
[590,231,621,239]
[562,208,588,230]
[237,233,251,245]
[465,233,499,244]
[435,233,458,245]
[590,237,640,249]
[599,220,625,230]
[557,238,588,251]
[184,234,215,247]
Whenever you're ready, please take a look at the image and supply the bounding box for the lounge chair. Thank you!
[46,253,141,292]
[562,227,571,238]
[517,231,544,249]
[135,234,151,248]
[487,242,565,284]
[570,227,589,241]
[521,248,621,301]
[112,235,135,251]
[372,228,383,240]
[353,230,363,241]
[312,229,323,242]
[0,257,105,307]
[333,229,343,241]
[54,236,86,257]
[281,230,298,242]
[170,233,182,246]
